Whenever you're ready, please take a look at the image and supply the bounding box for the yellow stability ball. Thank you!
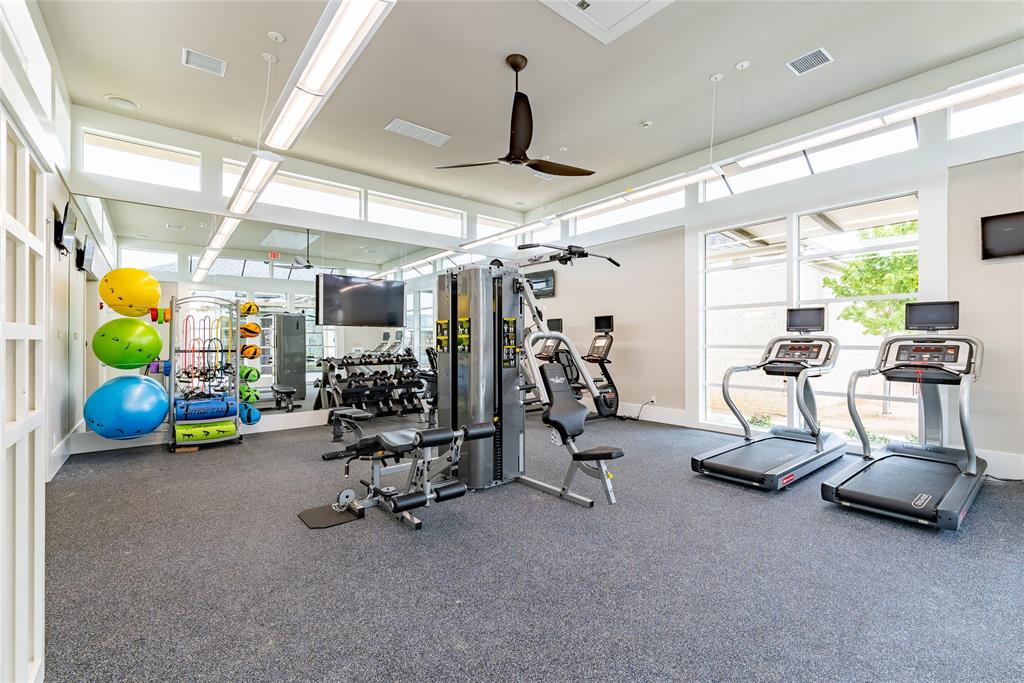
[100,268,161,317]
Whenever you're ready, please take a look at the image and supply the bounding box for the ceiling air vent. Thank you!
[385,118,451,147]
[786,48,833,76]
[181,48,227,77]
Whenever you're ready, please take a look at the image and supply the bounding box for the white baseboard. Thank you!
[617,401,688,426]
[980,448,1024,480]
[48,418,85,481]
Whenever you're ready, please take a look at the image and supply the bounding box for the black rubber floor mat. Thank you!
[298,504,360,529]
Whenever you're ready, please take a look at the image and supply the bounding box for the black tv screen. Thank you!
[594,315,614,333]
[981,211,1024,260]
[787,307,825,332]
[547,317,563,332]
[905,301,959,331]
[526,269,555,298]
[316,274,405,327]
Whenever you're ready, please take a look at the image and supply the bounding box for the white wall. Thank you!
[526,229,687,420]
[947,152,1024,475]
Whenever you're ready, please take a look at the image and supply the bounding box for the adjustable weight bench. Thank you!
[308,421,495,530]
[535,363,623,505]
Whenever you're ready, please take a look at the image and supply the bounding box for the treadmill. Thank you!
[822,301,986,530]
[692,307,847,490]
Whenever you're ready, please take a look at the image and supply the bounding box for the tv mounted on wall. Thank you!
[981,211,1024,261]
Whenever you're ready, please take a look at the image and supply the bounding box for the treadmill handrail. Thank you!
[847,367,880,458]
[795,366,826,449]
[722,364,762,440]
[959,375,979,476]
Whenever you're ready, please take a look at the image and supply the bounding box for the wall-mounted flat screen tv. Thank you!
[316,274,405,327]
[981,211,1024,260]
[526,269,555,298]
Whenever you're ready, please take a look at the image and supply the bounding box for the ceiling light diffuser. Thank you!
[225,150,282,214]
[209,216,241,249]
[297,0,391,95]
[263,0,395,150]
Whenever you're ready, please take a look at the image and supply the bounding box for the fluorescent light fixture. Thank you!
[559,197,628,222]
[263,0,395,150]
[297,0,391,95]
[226,151,283,213]
[736,118,885,168]
[209,216,241,249]
[882,67,1024,125]
[624,168,720,201]
[403,250,455,270]
[198,248,219,270]
[191,266,209,283]
[264,88,322,150]
[370,268,398,279]
[461,222,542,249]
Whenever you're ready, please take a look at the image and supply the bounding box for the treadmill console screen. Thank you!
[895,345,960,364]
[774,343,822,361]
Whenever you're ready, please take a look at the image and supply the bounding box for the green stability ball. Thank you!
[92,318,163,369]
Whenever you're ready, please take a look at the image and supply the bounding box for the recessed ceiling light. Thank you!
[231,136,243,143]
[268,30,286,43]
[104,94,140,110]
[709,73,724,83]
[735,60,751,71]
[262,52,278,64]
[541,155,551,160]
[640,120,653,128]
[557,146,568,152]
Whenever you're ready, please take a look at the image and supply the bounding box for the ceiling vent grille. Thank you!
[181,48,227,77]
[786,48,833,76]
[385,118,452,147]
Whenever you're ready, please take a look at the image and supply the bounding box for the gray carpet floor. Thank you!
[46,416,1024,682]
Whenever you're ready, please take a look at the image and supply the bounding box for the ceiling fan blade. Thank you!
[525,158,594,177]
[435,160,502,170]
[508,91,533,159]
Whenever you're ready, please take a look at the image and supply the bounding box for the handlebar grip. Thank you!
[462,422,496,441]
[607,257,621,267]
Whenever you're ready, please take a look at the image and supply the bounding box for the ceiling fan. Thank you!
[435,54,594,177]
[266,229,316,269]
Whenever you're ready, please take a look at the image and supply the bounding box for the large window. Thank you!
[575,188,684,235]
[949,85,1024,139]
[82,130,201,191]
[703,218,789,429]
[367,192,464,237]
[702,195,920,450]
[477,215,517,247]
[806,122,918,173]
[223,160,361,218]
[120,247,178,272]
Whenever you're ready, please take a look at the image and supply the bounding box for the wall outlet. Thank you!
[649,396,656,404]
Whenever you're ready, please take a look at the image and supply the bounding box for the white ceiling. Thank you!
[96,198,425,266]
[43,1,1024,210]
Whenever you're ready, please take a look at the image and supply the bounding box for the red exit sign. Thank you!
[268,251,280,260]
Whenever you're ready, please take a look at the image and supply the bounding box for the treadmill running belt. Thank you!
[837,456,961,519]
[703,438,820,481]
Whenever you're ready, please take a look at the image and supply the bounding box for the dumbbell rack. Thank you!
[167,294,242,450]
[313,353,423,417]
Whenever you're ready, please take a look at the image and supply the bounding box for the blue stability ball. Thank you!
[84,375,169,439]
[239,402,261,425]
